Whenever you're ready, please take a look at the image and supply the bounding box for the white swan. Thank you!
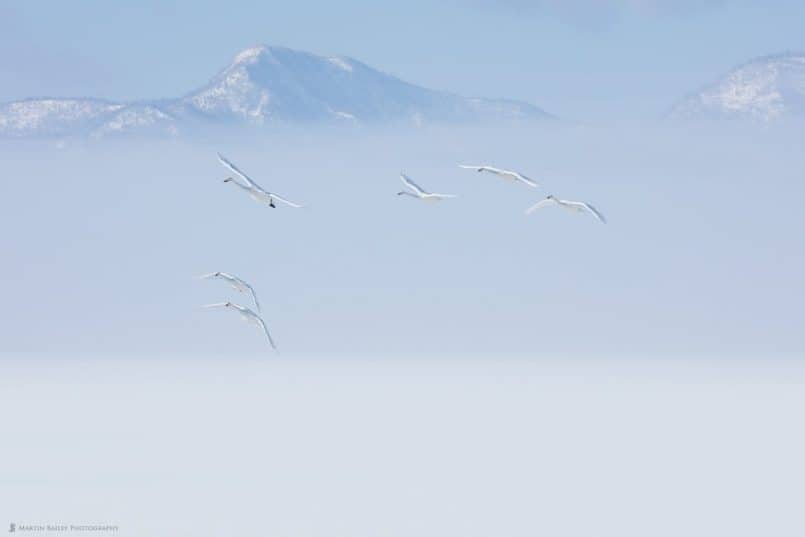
[458,165,539,188]
[525,195,606,223]
[398,173,456,202]
[200,272,260,312]
[203,302,277,350]
[218,153,304,209]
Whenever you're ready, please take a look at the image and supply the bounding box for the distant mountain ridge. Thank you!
[0,44,553,138]
[668,52,805,122]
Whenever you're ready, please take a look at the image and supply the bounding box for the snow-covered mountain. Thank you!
[668,52,805,122]
[0,45,552,138]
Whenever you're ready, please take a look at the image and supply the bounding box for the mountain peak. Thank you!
[668,51,805,122]
[232,44,272,65]
[230,44,338,68]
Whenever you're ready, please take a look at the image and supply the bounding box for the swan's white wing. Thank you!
[255,316,277,350]
[228,302,250,314]
[525,198,557,215]
[216,272,239,284]
[430,193,457,199]
[217,153,262,189]
[462,165,507,175]
[462,165,536,186]
[221,274,258,310]
[481,166,506,175]
[245,283,261,313]
[567,201,606,223]
[506,171,539,188]
[270,192,305,208]
[400,173,428,196]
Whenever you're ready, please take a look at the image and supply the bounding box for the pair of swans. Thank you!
[396,165,537,200]
[200,272,276,350]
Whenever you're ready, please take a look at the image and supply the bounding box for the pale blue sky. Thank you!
[2,0,804,120]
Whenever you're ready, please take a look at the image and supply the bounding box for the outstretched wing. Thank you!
[505,171,539,188]
[212,272,239,285]
[459,164,503,174]
[217,153,262,189]
[400,173,428,196]
[525,198,557,215]
[460,165,536,187]
[256,316,277,350]
[219,274,260,312]
[244,282,261,313]
[481,166,506,175]
[575,202,606,223]
[270,192,305,208]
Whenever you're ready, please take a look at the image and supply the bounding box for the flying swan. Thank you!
[525,195,606,223]
[203,301,277,350]
[397,173,456,202]
[200,272,261,312]
[218,153,304,209]
[458,165,539,188]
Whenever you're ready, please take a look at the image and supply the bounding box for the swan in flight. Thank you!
[397,173,457,202]
[458,165,539,188]
[203,302,277,350]
[525,195,606,223]
[217,153,304,209]
[200,272,260,312]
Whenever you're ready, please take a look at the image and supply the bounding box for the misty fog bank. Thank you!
[1,123,803,357]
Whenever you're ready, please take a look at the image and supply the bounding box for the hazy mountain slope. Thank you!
[0,98,122,138]
[668,52,805,122]
[0,45,552,138]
